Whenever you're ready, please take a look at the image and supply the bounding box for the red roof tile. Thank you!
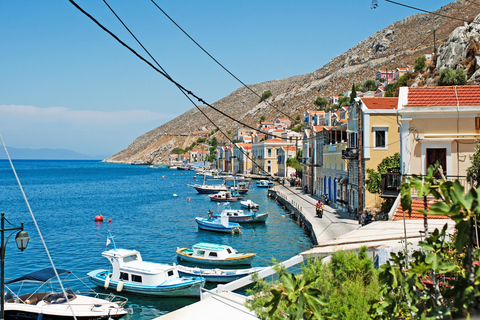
[361,97,399,109]
[406,85,480,106]
[262,138,286,143]
[393,199,450,221]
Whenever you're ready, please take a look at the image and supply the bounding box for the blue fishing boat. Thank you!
[88,235,205,297]
[256,180,274,188]
[194,212,242,233]
[209,207,268,223]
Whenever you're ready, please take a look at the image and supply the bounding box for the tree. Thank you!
[259,115,266,123]
[210,137,218,148]
[286,149,303,179]
[259,91,272,103]
[365,153,400,212]
[338,96,350,108]
[314,97,328,109]
[349,84,357,104]
[467,144,480,188]
[364,79,378,91]
[171,147,185,154]
[414,55,427,73]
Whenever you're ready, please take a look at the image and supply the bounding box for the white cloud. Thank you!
[0,105,174,156]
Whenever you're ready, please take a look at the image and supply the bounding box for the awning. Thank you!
[7,268,71,284]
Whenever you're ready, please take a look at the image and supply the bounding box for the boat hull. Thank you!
[5,310,125,320]
[209,196,239,202]
[88,270,204,298]
[193,186,228,194]
[176,251,255,266]
[211,212,268,223]
[177,266,265,283]
[195,218,241,233]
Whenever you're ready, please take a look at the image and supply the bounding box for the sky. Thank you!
[0,0,455,157]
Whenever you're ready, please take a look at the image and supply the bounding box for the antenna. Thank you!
[371,0,378,9]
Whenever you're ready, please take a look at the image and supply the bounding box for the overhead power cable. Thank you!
[149,0,297,124]
[95,0,318,205]
[385,0,480,25]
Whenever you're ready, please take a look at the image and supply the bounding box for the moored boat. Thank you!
[256,180,274,188]
[239,199,260,209]
[5,268,128,320]
[88,236,205,297]
[194,212,242,233]
[209,191,243,202]
[176,265,265,283]
[176,243,255,266]
[209,208,268,223]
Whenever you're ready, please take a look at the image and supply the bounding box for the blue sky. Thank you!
[0,0,454,157]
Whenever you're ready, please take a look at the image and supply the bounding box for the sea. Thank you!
[0,160,312,319]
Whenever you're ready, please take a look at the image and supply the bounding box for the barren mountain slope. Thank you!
[105,0,479,164]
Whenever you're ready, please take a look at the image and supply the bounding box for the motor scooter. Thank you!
[316,206,323,218]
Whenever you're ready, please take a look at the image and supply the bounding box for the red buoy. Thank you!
[95,215,104,222]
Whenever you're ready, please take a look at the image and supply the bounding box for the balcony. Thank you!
[341,148,359,160]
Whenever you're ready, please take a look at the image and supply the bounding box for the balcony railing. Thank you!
[341,148,358,160]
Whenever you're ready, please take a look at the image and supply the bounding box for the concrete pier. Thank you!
[268,185,359,245]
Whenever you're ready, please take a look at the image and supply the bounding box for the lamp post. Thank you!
[1,212,30,320]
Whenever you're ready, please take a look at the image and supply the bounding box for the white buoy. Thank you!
[117,280,124,292]
[104,274,111,289]
[173,194,178,197]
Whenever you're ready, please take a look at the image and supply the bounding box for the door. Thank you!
[426,148,447,177]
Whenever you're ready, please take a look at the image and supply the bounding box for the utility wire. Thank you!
[96,0,318,206]
[149,0,297,124]
[385,0,480,25]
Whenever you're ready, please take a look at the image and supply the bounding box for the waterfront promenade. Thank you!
[270,185,359,245]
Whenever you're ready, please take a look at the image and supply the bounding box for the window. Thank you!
[426,148,447,177]
[267,166,271,173]
[334,163,337,170]
[167,270,174,277]
[120,272,129,281]
[373,127,388,149]
[209,252,218,257]
[226,248,232,254]
[267,148,272,157]
[196,250,205,256]
[124,255,138,263]
[132,274,142,283]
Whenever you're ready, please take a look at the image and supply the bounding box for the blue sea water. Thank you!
[0,160,312,319]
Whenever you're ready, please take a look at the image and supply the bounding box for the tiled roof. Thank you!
[406,85,480,106]
[272,129,286,133]
[361,97,399,109]
[277,118,290,121]
[282,146,297,151]
[307,110,325,114]
[262,138,286,143]
[312,125,327,132]
[393,199,450,221]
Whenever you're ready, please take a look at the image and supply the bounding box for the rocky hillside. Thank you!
[105,0,480,164]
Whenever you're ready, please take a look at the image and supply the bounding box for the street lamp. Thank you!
[1,212,30,320]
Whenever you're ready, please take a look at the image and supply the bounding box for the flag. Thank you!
[106,238,111,246]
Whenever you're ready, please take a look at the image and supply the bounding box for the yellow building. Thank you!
[252,138,295,175]
[398,86,480,186]
[348,97,400,210]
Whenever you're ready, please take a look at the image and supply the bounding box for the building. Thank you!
[394,65,413,80]
[275,118,292,129]
[232,143,252,174]
[397,85,480,184]
[189,150,209,162]
[375,69,396,83]
[277,146,297,179]
[347,97,400,212]
[304,111,326,127]
[252,138,295,175]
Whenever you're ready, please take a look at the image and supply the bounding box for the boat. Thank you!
[176,265,266,283]
[176,243,256,266]
[5,268,128,320]
[209,207,268,223]
[239,199,260,209]
[209,191,243,202]
[229,181,251,194]
[194,211,242,233]
[177,165,193,171]
[88,235,205,297]
[189,175,229,194]
[256,180,274,188]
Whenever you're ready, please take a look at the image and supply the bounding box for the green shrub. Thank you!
[414,55,427,73]
[438,67,467,86]
[259,91,272,103]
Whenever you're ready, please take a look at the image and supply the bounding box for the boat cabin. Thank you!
[189,243,237,260]
[102,249,180,286]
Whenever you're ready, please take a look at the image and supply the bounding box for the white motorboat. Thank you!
[176,243,255,266]
[5,268,128,320]
[176,265,266,283]
[88,236,205,297]
[239,199,260,209]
